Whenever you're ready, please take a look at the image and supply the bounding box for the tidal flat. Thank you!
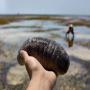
[0,14,90,90]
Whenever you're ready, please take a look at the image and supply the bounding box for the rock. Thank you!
[7,64,28,85]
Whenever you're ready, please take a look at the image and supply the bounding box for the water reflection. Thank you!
[66,34,74,47]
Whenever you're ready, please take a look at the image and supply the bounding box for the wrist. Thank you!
[27,71,55,90]
[27,77,51,90]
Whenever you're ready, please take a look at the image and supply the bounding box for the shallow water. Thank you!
[0,16,90,90]
[0,19,90,43]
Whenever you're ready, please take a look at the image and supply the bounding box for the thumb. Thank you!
[20,50,44,77]
[20,50,29,63]
[20,50,38,69]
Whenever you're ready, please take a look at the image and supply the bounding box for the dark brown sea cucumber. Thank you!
[17,37,70,75]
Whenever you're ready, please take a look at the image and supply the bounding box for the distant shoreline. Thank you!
[0,14,90,27]
[0,14,90,17]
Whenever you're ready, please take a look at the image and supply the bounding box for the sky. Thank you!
[0,0,90,15]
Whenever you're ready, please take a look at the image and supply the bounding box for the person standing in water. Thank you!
[66,24,74,47]
[66,24,74,37]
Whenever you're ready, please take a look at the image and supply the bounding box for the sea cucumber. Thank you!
[17,37,70,75]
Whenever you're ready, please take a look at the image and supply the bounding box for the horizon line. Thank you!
[0,13,90,16]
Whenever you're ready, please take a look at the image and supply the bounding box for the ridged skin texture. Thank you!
[17,37,70,75]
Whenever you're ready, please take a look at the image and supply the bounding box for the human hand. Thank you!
[20,50,56,90]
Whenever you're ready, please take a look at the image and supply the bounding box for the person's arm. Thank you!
[20,50,56,90]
